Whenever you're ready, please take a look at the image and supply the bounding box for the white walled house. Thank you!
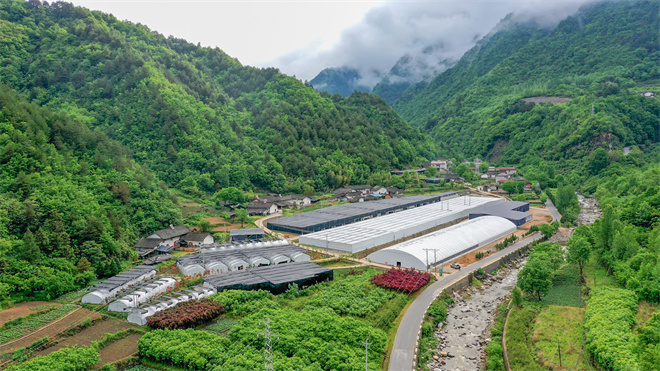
[181,232,214,247]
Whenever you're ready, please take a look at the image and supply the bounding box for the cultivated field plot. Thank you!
[94,333,142,369]
[0,307,101,354]
[32,318,136,358]
[533,305,590,370]
[0,302,60,327]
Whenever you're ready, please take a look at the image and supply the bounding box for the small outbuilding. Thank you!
[230,228,265,242]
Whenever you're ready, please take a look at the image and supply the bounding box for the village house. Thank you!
[422,174,463,184]
[246,201,278,216]
[181,232,214,247]
[496,166,517,175]
[134,224,191,257]
[496,172,511,183]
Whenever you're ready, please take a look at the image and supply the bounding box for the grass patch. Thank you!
[635,301,659,329]
[318,259,359,268]
[532,305,590,370]
[417,291,453,370]
[583,253,619,288]
[203,318,240,336]
[505,304,544,371]
[484,303,508,371]
[542,264,584,307]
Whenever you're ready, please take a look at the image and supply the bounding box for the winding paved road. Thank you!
[388,232,543,371]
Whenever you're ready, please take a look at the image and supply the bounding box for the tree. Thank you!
[425,166,438,177]
[501,181,524,194]
[235,209,250,228]
[212,187,246,205]
[517,257,553,301]
[77,257,92,273]
[512,287,523,307]
[588,148,609,175]
[197,220,213,233]
[568,235,591,278]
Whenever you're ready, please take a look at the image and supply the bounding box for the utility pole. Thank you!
[259,318,277,371]
[362,337,372,371]
[423,248,440,272]
[558,339,562,368]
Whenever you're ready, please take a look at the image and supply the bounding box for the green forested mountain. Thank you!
[308,67,372,97]
[0,0,436,196]
[392,0,659,179]
[0,85,181,300]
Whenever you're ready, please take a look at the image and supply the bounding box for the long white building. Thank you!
[367,216,517,270]
[299,196,503,253]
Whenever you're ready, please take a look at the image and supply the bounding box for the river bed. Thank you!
[426,259,524,371]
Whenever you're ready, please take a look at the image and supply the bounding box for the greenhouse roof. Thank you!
[267,192,460,232]
[300,196,504,252]
[203,262,332,291]
[367,216,517,270]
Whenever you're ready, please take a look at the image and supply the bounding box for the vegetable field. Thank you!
[139,268,413,370]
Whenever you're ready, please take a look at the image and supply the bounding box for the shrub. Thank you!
[147,299,225,330]
[370,268,431,293]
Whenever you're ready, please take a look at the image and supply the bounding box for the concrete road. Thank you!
[545,198,562,222]
[388,232,543,371]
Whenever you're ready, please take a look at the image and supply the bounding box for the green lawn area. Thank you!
[542,264,584,307]
[532,305,590,370]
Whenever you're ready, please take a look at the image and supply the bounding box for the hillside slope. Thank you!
[0,85,181,300]
[0,0,436,194]
[392,0,658,173]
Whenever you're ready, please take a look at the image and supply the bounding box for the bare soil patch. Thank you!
[33,318,136,358]
[521,96,572,104]
[0,302,60,327]
[94,333,143,369]
[205,216,228,225]
[0,308,101,354]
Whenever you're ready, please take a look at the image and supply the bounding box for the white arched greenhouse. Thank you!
[367,216,517,271]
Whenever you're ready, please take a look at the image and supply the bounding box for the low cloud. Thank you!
[270,0,593,86]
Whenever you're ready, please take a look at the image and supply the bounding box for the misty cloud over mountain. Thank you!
[274,0,594,87]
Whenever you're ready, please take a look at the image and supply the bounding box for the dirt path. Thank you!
[0,302,60,327]
[32,318,136,358]
[94,333,142,369]
[428,260,524,370]
[0,308,101,354]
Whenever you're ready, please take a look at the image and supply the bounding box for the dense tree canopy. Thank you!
[0,0,437,196]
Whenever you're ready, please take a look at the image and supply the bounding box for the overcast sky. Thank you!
[67,0,591,83]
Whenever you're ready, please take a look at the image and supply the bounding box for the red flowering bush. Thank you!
[370,269,431,293]
[147,299,225,330]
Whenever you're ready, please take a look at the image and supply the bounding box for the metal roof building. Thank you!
[202,262,333,294]
[267,192,461,234]
[469,201,532,226]
[229,228,265,241]
[299,196,504,253]
[176,244,310,276]
[367,216,517,270]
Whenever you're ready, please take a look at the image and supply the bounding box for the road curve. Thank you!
[388,232,543,371]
